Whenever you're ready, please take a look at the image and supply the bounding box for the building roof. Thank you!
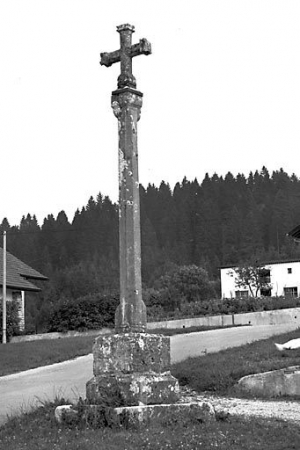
[220,258,300,270]
[0,247,48,292]
[288,224,300,241]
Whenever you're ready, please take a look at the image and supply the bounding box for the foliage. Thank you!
[144,265,218,313]
[147,295,300,321]
[230,258,272,297]
[2,167,300,330]
[0,300,21,341]
[47,292,119,332]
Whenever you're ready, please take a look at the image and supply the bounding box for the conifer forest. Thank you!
[2,167,300,332]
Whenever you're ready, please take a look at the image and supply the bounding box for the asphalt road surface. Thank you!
[0,323,299,426]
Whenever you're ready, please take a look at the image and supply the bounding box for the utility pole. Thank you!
[2,231,7,344]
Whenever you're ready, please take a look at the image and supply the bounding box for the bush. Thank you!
[47,292,119,332]
[146,294,300,322]
[0,299,21,341]
[143,265,218,314]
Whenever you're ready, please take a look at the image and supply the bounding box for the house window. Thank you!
[235,290,249,299]
[288,268,292,274]
[259,268,271,284]
[284,287,298,298]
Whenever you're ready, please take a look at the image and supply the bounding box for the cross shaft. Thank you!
[100,24,151,89]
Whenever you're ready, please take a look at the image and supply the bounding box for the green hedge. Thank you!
[146,295,300,321]
[46,289,300,332]
[47,292,119,332]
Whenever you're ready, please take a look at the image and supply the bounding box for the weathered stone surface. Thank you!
[93,333,171,376]
[54,405,78,424]
[86,372,179,406]
[100,24,151,90]
[84,402,215,428]
[112,87,146,334]
[237,365,300,397]
[101,25,151,334]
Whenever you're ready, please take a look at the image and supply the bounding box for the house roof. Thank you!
[0,247,48,292]
[220,258,300,270]
[288,224,300,241]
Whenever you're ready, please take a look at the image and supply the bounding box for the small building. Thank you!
[288,224,300,242]
[220,259,300,299]
[0,247,48,330]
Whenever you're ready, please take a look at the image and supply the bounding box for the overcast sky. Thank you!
[1,0,300,226]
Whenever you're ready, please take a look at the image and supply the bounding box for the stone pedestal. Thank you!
[86,333,179,406]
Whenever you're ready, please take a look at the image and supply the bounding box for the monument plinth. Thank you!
[86,333,179,406]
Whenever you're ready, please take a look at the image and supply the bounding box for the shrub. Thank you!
[143,265,218,314]
[47,292,119,332]
[147,294,300,322]
[0,299,21,341]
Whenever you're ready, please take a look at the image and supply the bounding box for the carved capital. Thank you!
[112,100,122,119]
[111,89,143,120]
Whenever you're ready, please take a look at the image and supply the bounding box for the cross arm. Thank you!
[131,38,152,57]
[100,50,120,67]
[100,38,152,67]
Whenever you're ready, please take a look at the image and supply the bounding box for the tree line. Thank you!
[1,166,300,332]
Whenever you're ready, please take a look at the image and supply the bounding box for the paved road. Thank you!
[0,323,299,425]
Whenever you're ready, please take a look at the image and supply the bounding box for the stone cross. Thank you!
[100,24,151,333]
[100,23,151,90]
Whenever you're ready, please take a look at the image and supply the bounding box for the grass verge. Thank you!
[172,327,300,397]
[0,398,299,449]
[0,325,241,377]
[0,335,96,377]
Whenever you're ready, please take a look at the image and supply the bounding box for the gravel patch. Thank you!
[180,387,300,423]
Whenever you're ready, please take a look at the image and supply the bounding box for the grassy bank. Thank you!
[1,398,299,450]
[0,325,240,377]
[172,327,300,396]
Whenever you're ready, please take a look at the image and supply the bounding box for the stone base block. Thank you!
[86,372,179,406]
[84,402,216,428]
[236,365,300,397]
[92,333,171,375]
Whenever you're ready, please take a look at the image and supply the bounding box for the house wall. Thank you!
[221,268,239,298]
[0,288,13,302]
[221,261,300,298]
[269,262,300,297]
[0,288,25,331]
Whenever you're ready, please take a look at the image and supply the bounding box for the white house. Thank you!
[220,259,300,299]
[0,247,48,330]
